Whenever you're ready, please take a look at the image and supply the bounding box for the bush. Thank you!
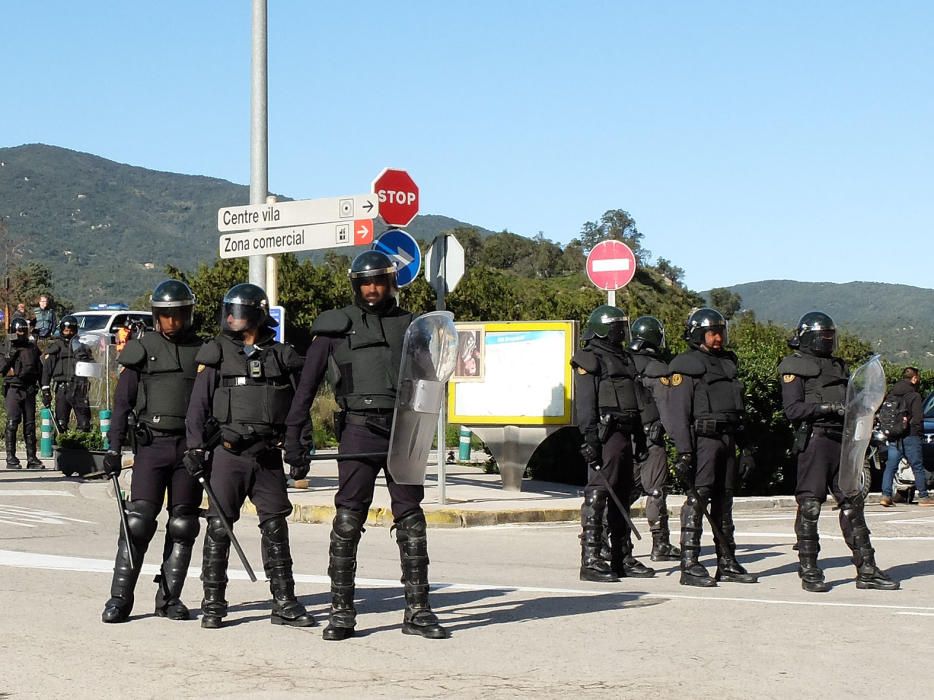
[56,428,104,451]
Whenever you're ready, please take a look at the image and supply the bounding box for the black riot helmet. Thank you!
[221,283,275,337]
[150,279,195,339]
[349,250,398,312]
[59,315,79,338]
[10,317,30,343]
[789,311,836,357]
[684,307,727,349]
[584,305,629,347]
[629,316,665,353]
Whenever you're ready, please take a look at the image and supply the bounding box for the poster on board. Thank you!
[449,321,575,425]
[454,324,485,381]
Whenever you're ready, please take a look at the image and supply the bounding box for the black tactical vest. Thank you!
[788,352,848,425]
[330,305,412,411]
[47,337,88,381]
[584,342,640,416]
[691,349,744,424]
[126,333,201,433]
[632,351,667,425]
[211,334,296,438]
[6,342,41,387]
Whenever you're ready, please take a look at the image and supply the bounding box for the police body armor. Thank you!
[204,334,296,441]
[324,305,413,411]
[632,352,667,428]
[6,343,41,388]
[46,337,87,382]
[119,333,202,433]
[777,351,847,427]
[674,348,744,434]
[573,341,640,427]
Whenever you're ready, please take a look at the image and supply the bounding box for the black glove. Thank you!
[41,387,52,408]
[816,402,845,417]
[739,448,756,481]
[580,442,601,469]
[102,450,121,478]
[183,448,209,479]
[674,452,694,483]
[284,440,314,481]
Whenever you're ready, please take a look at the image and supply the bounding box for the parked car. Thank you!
[923,391,934,469]
[69,309,153,345]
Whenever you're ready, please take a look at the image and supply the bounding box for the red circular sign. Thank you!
[586,240,636,290]
[372,168,419,227]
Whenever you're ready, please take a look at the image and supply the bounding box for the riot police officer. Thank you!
[572,305,654,582]
[284,250,448,640]
[100,280,205,623]
[778,312,898,592]
[184,283,314,629]
[665,308,757,587]
[629,316,680,561]
[40,315,93,433]
[2,317,44,469]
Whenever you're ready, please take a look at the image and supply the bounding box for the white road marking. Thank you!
[0,490,74,497]
[0,505,94,528]
[0,549,931,614]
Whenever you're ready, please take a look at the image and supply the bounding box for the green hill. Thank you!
[0,143,493,307]
[712,280,934,369]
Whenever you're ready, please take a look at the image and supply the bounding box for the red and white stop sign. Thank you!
[586,239,636,290]
[372,168,419,227]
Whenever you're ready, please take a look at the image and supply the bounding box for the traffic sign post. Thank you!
[373,229,422,287]
[425,234,465,303]
[585,240,637,307]
[219,219,373,259]
[372,168,419,227]
[218,194,379,232]
[269,305,285,343]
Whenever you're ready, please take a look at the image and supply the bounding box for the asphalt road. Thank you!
[1,472,932,699]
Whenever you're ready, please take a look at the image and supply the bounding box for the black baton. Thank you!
[198,475,257,583]
[590,462,642,541]
[307,451,388,461]
[110,474,134,570]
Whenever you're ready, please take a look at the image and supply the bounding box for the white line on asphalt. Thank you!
[737,531,934,542]
[0,490,74,497]
[1,549,932,614]
[895,612,934,617]
[0,505,94,526]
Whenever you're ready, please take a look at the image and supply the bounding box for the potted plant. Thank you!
[54,429,106,477]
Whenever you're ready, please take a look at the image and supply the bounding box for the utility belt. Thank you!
[694,418,740,437]
[220,428,283,457]
[811,425,844,441]
[337,409,393,440]
[220,376,290,387]
[598,411,640,442]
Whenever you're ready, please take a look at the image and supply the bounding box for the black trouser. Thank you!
[207,445,292,524]
[690,434,738,555]
[130,434,202,509]
[336,423,424,520]
[794,430,853,542]
[54,380,91,432]
[633,442,669,528]
[5,384,38,449]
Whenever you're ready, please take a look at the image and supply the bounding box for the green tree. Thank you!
[709,287,742,319]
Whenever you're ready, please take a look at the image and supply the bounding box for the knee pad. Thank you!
[798,498,822,520]
[395,510,427,537]
[695,485,713,501]
[206,517,230,544]
[6,418,19,431]
[126,500,160,543]
[167,506,200,544]
[332,508,366,538]
[260,516,289,540]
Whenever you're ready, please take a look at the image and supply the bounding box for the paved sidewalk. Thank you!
[8,449,802,528]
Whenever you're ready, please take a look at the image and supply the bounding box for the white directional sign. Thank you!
[219,219,374,259]
[425,234,465,294]
[217,194,379,232]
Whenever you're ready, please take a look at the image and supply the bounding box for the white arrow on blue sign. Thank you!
[373,228,421,287]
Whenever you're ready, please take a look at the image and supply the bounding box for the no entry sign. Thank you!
[586,240,636,291]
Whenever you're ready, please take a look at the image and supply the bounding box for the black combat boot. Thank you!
[713,493,757,584]
[24,422,45,470]
[606,505,655,578]
[322,508,365,641]
[101,500,159,623]
[648,494,680,561]
[154,506,199,620]
[261,517,315,627]
[200,517,231,629]
[6,422,21,469]
[680,489,716,587]
[796,498,830,593]
[580,489,618,582]
[395,511,449,639]
[839,498,899,591]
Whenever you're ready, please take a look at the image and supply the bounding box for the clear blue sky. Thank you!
[3,1,932,292]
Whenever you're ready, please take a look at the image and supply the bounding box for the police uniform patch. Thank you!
[576,366,589,375]
[660,376,670,386]
[197,364,206,373]
[782,374,796,383]
[670,373,683,386]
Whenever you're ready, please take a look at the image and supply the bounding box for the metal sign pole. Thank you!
[248,0,268,290]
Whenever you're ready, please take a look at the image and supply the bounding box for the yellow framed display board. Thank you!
[448,320,576,425]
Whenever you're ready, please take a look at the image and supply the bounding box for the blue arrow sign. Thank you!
[269,305,285,343]
[373,228,421,287]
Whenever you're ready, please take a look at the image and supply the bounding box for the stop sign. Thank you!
[372,168,419,227]
[586,240,636,290]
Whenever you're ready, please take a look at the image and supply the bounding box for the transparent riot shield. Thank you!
[387,311,458,485]
[839,354,886,498]
[77,335,108,410]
